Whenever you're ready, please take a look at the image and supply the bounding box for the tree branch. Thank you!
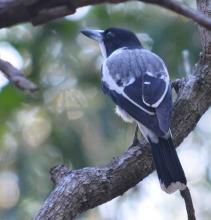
[180,188,196,220]
[34,0,211,217]
[0,0,211,30]
[35,56,211,219]
[0,59,38,92]
[0,0,207,218]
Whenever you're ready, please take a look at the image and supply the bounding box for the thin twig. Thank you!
[0,59,38,92]
[180,187,196,220]
[141,0,211,30]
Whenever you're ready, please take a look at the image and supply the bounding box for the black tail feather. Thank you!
[149,136,187,193]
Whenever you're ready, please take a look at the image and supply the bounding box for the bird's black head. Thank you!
[81,27,142,58]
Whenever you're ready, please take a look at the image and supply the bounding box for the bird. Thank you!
[81,27,187,194]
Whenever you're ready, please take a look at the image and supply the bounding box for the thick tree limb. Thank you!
[197,0,211,57]
[0,0,207,218]
[35,57,211,219]
[0,0,211,30]
[0,59,38,92]
[34,0,211,218]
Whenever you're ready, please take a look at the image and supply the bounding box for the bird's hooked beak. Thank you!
[81,28,104,42]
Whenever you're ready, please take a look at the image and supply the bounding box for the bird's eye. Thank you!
[106,31,115,39]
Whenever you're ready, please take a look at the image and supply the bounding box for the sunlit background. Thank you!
[0,1,210,220]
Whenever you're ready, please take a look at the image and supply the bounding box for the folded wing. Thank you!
[102,48,172,136]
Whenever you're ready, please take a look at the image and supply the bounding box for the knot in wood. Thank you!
[50,164,71,185]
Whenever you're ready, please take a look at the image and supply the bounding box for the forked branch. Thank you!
[35,57,211,219]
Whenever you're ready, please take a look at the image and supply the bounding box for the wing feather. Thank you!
[102,48,172,136]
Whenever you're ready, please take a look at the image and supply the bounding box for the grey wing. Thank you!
[155,85,173,134]
[104,48,172,135]
[136,49,170,108]
[136,49,172,133]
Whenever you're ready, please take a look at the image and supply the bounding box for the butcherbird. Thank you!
[81,27,187,193]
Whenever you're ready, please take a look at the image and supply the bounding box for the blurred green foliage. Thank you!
[0,2,209,220]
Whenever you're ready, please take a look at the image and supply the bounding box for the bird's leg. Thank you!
[172,78,183,94]
[130,124,139,147]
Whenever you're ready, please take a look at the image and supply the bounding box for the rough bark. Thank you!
[35,56,211,220]
[35,0,211,217]
[0,0,208,219]
[197,0,211,57]
[1,0,211,30]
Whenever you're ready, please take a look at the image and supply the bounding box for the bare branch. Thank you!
[36,143,153,220]
[197,0,211,56]
[0,0,207,218]
[0,59,38,92]
[35,0,211,217]
[142,0,211,30]
[0,0,211,30]
[180,188,196,220]
[35,56,211,219]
